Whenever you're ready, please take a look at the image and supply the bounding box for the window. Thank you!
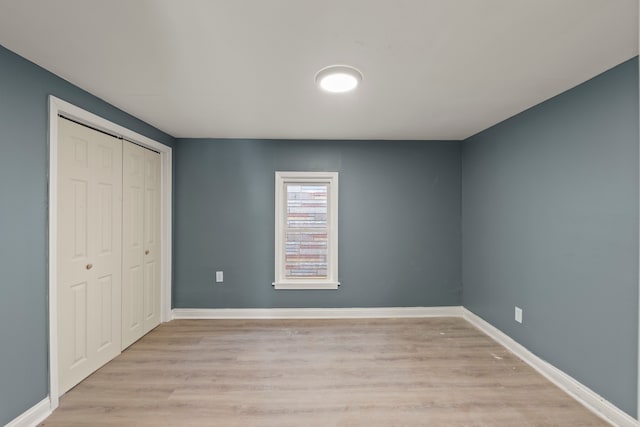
[273,171,339,290]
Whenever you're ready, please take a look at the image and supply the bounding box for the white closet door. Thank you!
[122,142,145,348]
[57,117,122,395]
[143,148,161,334]
[122,141,160,349]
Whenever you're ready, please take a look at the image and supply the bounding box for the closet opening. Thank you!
[48,96,173,410]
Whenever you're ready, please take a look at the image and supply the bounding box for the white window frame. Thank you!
[273,171,340,290]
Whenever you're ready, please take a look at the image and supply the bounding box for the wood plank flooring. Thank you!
[41,318,607,426]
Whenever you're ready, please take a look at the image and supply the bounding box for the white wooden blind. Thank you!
[285,183,329,279]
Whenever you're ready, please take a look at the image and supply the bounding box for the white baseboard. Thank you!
[462,308,639,427]
[5,398,51,427]
[172,306,464,319]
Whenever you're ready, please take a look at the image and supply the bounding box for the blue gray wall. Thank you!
[462,57,639,416]
[173,139,462,308]
[0,44,174,425]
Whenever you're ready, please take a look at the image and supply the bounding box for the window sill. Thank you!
[272,282,340,290]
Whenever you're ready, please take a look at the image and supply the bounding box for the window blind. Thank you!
[284,184,329,279]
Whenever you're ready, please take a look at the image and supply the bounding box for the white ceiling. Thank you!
[0,0,637,140]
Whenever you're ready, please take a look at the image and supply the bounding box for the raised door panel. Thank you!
[122,142,161,347]
[143,149,161,334]
[122,141,146,349]
[89,133,122,368]
[57,117,122,394]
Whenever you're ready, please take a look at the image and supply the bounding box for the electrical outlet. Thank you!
[515,306,523,324]
[216,271,223,283]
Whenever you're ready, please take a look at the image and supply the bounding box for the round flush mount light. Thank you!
[315,65,363,93]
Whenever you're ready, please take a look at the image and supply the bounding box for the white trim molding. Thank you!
[4,398,52,427]
[272,282,341,290]
[173,306,464,320]
[47,96,173,411]
[463,308,639,427]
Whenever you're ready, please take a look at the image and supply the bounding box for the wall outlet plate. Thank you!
[216,271,223,283]
[515,306,523,323]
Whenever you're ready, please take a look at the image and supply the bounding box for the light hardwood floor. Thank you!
[41,318,607,426]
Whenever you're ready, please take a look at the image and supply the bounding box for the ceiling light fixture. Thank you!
[315,65,363,93]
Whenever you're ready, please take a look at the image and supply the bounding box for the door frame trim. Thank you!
[47,96,173,409]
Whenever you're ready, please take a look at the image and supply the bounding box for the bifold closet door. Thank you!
[122,141,161,349]
[142,146,161,335]
[57,117,122,395]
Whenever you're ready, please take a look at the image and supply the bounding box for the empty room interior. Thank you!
[1,1,640,426]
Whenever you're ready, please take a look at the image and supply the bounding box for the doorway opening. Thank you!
[47,96,173,410]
